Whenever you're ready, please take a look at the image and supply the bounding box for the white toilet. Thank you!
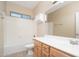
[25,44,34,56]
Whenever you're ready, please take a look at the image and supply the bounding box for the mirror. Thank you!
[47,1,79,38]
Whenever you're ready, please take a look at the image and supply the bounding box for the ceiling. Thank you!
[7,1,40,9]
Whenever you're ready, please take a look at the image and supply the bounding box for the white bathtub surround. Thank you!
[34,35,79,56]
[5,50,27,57]
[4,16,37,56]
[4,44,26,56]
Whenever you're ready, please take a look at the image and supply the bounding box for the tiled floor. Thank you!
[6,50,33,57]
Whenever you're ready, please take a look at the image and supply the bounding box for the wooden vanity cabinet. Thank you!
[42,43,50,57]
[33,46,38,56]
[33,40,49,57]
[34,40,42,57]
[34,40,74,57]
[50,47,71,57]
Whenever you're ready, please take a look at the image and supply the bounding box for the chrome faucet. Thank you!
[70,39,79,45]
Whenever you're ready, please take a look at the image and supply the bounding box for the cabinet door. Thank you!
[42,43,49,53]
[37,47,42,57]
[33,40,38,56]
[50,47,71,57]
[33,40,42,57]
[42,51,49,57]
[33,47,38,57]
[42,43,50,57]
[34,45,41,57]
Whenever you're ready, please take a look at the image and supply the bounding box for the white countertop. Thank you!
[34,35,79,57]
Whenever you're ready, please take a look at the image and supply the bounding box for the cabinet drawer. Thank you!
[42,43,49,53]
[50,47,71,57]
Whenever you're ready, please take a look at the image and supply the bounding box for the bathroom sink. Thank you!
[70,40,79,45]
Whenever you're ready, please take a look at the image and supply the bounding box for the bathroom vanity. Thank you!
[33,35,79,57]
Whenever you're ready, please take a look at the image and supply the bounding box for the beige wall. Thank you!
[0,1,5,56]
[0,17,4,56]
[47,2,79,38]
[34,1,52,36]
[34,1,52,15]
[0,1,6,12]
[5,1,52,37]
[6,3,33,17]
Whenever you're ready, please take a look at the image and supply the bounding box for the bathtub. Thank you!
[4,44,27,56]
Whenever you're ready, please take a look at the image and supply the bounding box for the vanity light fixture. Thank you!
[52,1,64,5]
[34,13,47,23]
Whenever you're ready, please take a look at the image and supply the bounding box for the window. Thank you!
[22,14,31,19]
[10,11,31,19]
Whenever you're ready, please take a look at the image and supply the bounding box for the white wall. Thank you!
[4,16,37,55]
